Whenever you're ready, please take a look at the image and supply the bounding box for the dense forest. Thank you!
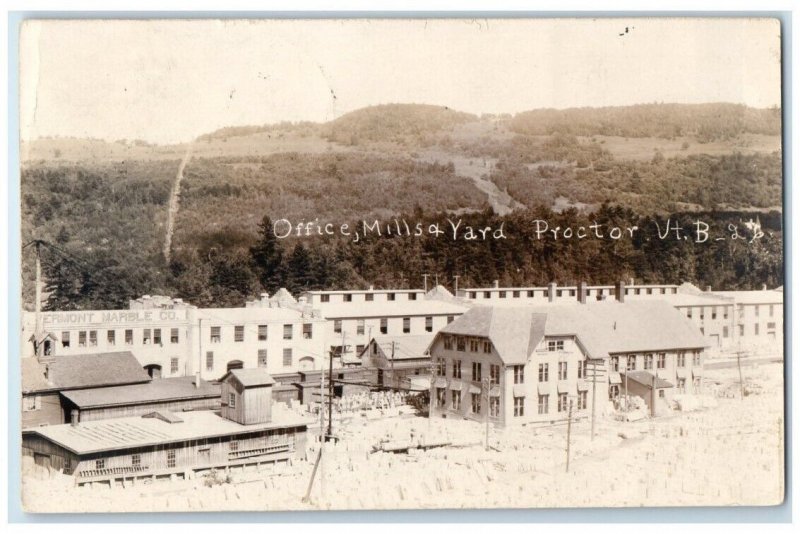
[20,103,784,310]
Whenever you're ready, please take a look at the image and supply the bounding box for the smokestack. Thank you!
[615,281,626,303]
[578,282,588,304]
[548,282,557,303]
[70,410,79,426]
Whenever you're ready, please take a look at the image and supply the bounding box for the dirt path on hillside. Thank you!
[163,146,193,263]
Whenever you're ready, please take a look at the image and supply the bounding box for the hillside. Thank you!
[20,102,784,309]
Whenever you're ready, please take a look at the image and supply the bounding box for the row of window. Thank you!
[442,336,493,353]
[209,323,312,343]
[434,359,503,383]
[467,287,678,299]
[334,316,454,336]
[435,390,588,417]
[609,351,701,372]
[204,348,293,371]
[60,328,181,348]
[320,292,420,303]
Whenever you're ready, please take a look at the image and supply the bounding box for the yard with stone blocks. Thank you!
[22,361,784,512]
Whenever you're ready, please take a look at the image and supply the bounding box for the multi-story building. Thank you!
[428,299,708,427]
[456,281,680,303]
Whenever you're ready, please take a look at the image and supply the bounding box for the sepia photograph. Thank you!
[15,17,785,514]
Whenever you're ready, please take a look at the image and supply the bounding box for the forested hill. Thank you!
[20,102,783,309]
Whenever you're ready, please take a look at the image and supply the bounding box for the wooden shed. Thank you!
[220,368,275,425]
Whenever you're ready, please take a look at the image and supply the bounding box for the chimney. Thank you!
[70,410,79,426]
[762,284,768,291]
[548,282,557,303]
[194,371,200,389]
[706,286,712,292]
[260,292,269,301]
[578,282,588,304]
[493,280,499,289]
[615,281,626,303]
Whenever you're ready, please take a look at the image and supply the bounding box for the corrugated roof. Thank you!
[223,368,276,387]
[23,409,312,455]
[22,352,151,394]
[60,376,220,409]
[438,301,707,365]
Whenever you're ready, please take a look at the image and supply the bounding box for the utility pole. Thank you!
[428,358,438,430]
[588,360,600,441]
[565,398,574,473]
[434,274,439,287]
[422,273,429,292]
[34,241,42,342]
[483,376,491,451]
[736,350,746,400]
[453,275,460,296]
[390,341,396,391]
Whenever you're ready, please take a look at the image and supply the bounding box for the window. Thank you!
[557,290,563,297]
[558,361,568,380]
[578,360,587,379]
[343,294,353,302]
[527,290,535,297]
[547,340,564,352]
[677,378,686,394]
[210,327,221,343]
[769,304,774,317]
[687,309,693,319]
[739,325,745,336]
[452,360,462,379]
[578,390,588,410]
[436,358,446,376]
[767,322,776,329]
[170,357,179,374]
[89,330,97,346]
[609,385,620,400]
[302,323,313,339]
[755,324,760,336]
[153,329,162,345]
[469,339,479,352]
[96,459,105,470]
[283,324,293,340]
[644,354,653,370]
[365,293,374,302]
[78,331,87,347]
[409,293,418,301]
[490,364,500,385]
[693,351,701,366]
[258,349,268,367]
[700,327,704,335]
[699,308,705,320]
[657,353,666,369]
[257,325,268,341]
[484,291,491,299]
[513,290,520,298]
[402,317,411,334]
[537,394,549,414]
[658,389,665,398]
[380,318,388,334]
[515,396,526,417]
[627,355,636,371]
[443,336,453,350]
[425,317,433,333]
[387,293,396,301]
[356,320,365,336]
[132,454,141,468]
[334,320,342,334]
[283,348,292,366]
[142,329,151,345]
[320,294,330,303]
[513,365,524,384]
[647,288,653,295]
[724,307,729,319]
[23,395,39,411]
[356,344,365,355]
[62,331,70,348]
[538,363,549,382]
[471,393,481,414]
[558,393,568,412]
[206,351,214,371]
[472,362,482,382]
[456,337,466,351]
[677,352,686,367]
[170,328,179,343]
[483,341,492,353]
[447,315,455,324]
[229,392,236,408]
[711,307,717,320]
[611,356,619,372]
[125,329,133,345]
[234,326,244,342]
[167,450,176,468]
[499,291,506,299]
[436,388,446,407]
[451,390,461,410]
[723,326,729,338]
[490,397,500,417]
[754,305,760,317]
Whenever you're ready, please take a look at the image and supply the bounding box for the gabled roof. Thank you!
[371,334,435,361]
[437,301,708,365]
[222,368,276,388]
[425,284,456,301]
[60,376,220,409]
[22,352,151,394]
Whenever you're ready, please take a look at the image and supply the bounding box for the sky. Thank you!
[19,18,782,144]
